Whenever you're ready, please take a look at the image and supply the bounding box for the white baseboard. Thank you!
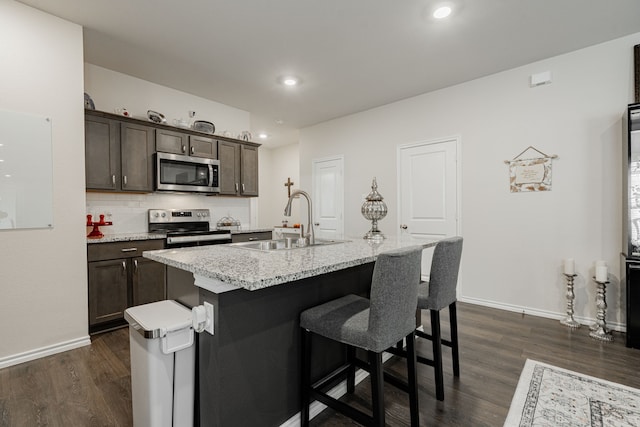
[0,336,91,369]
[459,296,627,332]
[280,352,394,427]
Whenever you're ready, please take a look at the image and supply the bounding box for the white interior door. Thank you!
[312,156,344,239]
[398,137,459,275]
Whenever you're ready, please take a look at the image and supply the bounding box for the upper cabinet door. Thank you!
[85,116,120,190]
[240,144,259,196]
[120,123,155,192]
[189,135,217,159]
[156,129,188,155]
[218,141,240,195]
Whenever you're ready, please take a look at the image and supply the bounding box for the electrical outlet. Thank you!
[204,301,214,334]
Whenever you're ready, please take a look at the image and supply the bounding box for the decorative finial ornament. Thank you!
[361,177,388,240]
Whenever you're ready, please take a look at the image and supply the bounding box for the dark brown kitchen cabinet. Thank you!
[87,239,166,334]
[132,256,167,306]
[156,129,217,159]
[85,115,154,192]
[218,140,259,196]
[88,259,128,327]
[240,144,259,196]
[85,115,119,190]
[121,122,155,191]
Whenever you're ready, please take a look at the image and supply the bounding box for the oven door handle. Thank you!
[167,234,232,245]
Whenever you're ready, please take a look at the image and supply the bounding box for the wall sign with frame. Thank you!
[504,146,557,193]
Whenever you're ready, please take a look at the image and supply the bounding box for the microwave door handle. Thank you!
[208,164,214,187]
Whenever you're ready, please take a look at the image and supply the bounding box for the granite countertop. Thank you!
[87,232,166,244]
[143,237,437,292]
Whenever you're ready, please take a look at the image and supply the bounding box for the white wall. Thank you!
[85,64,251,138]
[0,1,88,365]
[300,33,640,328]
[257,143,301,228]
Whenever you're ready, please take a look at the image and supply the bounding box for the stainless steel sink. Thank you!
[229,238,348,252]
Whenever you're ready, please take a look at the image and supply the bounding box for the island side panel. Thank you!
[197,262,375,427]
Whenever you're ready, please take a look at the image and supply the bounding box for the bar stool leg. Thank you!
[346,345,356,393]
[369,351,385,427]
[301,329,312,426]
[405,331,419,427]
[431,310,444,401]
[449,302,460,377]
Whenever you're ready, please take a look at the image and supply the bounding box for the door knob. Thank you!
[400,224,408,230]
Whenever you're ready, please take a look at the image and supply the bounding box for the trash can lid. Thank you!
[125,300,193,339]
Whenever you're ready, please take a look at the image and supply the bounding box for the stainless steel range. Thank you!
[148,209,232,248]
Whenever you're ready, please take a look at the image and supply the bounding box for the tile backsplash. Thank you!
[86,192,253,235]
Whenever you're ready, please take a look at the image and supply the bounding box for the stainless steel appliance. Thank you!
[155,153,220,193]
[149,209,231,248]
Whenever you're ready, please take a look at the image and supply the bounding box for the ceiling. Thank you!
[16,0,640,147]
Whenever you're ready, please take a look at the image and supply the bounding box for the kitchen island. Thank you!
[144,237,437,427]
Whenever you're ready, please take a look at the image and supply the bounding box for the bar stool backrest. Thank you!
[368,245,423,350]
[424,237,463,310]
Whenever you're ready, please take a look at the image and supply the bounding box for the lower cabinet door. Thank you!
[88,259,128,327]
[132,257,166,307]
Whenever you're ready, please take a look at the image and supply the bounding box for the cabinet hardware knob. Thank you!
[248,237,258,241]
[122,260,126,272]
[134,259,138,272]
[242,183,245,192]
[235,183,239,192]
[400,224,408,230]
[123,175,128,186]
[182,145,186,153]
[112,175,116,185]
[314,223,320,226]
[191,146,195,155]
[121,248,137,252]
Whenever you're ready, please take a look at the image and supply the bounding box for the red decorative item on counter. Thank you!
[87,214,112,239]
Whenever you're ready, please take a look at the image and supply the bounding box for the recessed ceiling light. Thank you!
[433,6,452,19]
[283,77,298,86]
[4,174,11,178]
[258,133,268,139]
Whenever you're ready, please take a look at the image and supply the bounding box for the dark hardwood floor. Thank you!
[1,302,639,426]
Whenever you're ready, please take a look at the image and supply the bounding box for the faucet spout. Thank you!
[283,190,315,245]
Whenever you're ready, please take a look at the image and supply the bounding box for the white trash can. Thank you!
[125,300,195,427]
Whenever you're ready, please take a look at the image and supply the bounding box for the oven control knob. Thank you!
[161,212,166,218]
[154,212,159,218]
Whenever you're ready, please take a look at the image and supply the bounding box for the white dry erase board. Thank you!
[0,110,53,230]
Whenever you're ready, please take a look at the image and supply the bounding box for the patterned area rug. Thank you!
[504,359,640,426]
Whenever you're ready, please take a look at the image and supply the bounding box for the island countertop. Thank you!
[143,237,437,292]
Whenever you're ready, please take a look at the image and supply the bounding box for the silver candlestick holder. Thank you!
[560,273,580,328]
[589,277,614,342]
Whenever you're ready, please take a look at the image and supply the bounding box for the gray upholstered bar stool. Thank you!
[299,245,423,427]
[415,236,463,401]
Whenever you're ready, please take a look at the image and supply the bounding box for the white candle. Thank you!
[564,258,575,275]
[595,265,608,282]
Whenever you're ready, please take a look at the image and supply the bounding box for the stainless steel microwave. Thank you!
[155,152,220,193]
